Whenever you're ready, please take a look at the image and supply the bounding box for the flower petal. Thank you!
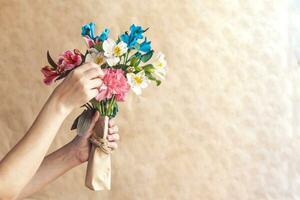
[83,36,95,48]
[106,57,120,66]
[132,86,142,95]
[103,38,116,54]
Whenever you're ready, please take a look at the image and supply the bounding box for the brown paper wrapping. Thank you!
[85,116,111,190]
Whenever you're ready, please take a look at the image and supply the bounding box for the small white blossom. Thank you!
[103,38,128,66]
[153,52,167,80]
[127,71,150,95]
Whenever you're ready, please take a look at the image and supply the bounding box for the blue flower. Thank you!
[120,24,146,48]
[96,28,110,41]
[81,22,95,39]
[139,38,151,53]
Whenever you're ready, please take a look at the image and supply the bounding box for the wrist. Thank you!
[64,141,83,166]
[48,89,73,117]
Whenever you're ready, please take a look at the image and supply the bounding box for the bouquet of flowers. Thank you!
[41,22,167,190]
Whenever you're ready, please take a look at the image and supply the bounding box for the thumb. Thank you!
[84,111,100,139]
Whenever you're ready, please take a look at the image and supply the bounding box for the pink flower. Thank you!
[96,69,129,101]
[41,66,59,85]
[57,49,82,71]
[83,36,95,48]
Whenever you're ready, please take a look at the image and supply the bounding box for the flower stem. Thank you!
[96,95,116,117]
[124,50,130,64]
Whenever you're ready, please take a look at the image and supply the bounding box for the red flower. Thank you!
[57,49,82,71]
[41,66,59,85]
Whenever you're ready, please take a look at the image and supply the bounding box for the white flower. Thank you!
[103,38,128,66]
[127,71,150,95]
[85,48,105,65]
[153,52,167,80]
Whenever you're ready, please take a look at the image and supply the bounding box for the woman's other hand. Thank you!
[70,111,120,164]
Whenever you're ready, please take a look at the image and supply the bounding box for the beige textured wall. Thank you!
[0,0,298,199]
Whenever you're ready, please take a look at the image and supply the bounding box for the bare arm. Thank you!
[16,141,79,200]
[0,63,103,199]
[16,113,120,199]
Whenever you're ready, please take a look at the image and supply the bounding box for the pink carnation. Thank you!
[96,69,129,101]
[41,66,59,85]
[57,49,82,71]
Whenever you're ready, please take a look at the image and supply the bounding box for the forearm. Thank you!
[0,94,70,199]
[16,142,80,199]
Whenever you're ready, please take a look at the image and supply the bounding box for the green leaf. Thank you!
[130,57,140,67]
[134,66,143,72]
[76,109,95,136]
[127,52,142,63]
[141,50,154,63]
[47,51,58,69]
[155,80,161,86]
[143,64,155,73]
[143,27,149,33]
[94,43,103,52]
[145,71,161,86]
[114,64,129,71]
[100,63,109,69]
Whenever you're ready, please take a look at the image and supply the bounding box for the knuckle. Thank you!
[109,120,115,126]
[109,127,114,133]
[79,77,87,85]
[107,135,113,141]
[78,80,86,89]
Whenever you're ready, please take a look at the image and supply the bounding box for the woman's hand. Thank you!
[51,62,104,115]
[70,111,120,163]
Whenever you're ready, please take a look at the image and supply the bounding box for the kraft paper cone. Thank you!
[85,116,111,190]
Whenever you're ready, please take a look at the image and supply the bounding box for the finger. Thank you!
[108,120,115,128]
[88,78,103,89]
[87,89,99,100]
[108,126,118,134]
[107,133,120,141]
[108,142,118,150]
[84,111,100,138]
[84,67,104,79]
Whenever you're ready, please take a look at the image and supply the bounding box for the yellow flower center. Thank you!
[95,56,104,65]
[133,76,143,85]
[157,62,163,68]
[113,46,122,56]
